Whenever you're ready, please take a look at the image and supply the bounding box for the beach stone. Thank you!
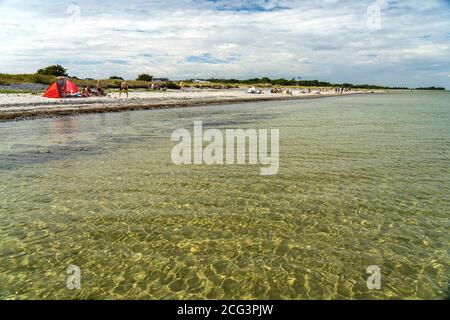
[0,83,48,91]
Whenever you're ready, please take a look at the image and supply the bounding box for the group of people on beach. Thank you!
[268,87,351,95]
[269,88,294,95]
[76,82,351,99]
[79,80,174,98]
[270,88,283,93]
[335,87,348,94]
[80,81,129,98]
[150,83,168,91]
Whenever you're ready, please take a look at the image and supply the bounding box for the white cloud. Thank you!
[0,0,449,88]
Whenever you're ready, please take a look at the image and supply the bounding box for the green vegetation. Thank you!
[166,81,181,90]
[0,73,56,85]
[2,66,440,93]
[1,66,156,91]
[204,77,410,90]
[36,64,68,77]
[415,86,446,91]
[136,74,153,82]
[74,79,152,89]
[180,82,238,89]
[0,73,154,90]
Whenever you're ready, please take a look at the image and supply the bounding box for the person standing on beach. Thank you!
[119,81,129,98]
[96,81,105,96]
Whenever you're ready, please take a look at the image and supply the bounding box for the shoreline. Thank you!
[0,90,372,122]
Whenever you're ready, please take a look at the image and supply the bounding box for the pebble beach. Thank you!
[0,89,371,121]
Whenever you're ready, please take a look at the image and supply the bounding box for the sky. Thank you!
[0,0,449,88]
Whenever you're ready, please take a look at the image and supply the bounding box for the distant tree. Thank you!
[109,76,124,80]
[136,74,153,82]
[166,81,181,89]
[205,77,407,90]
[36,65,68,77]
[415,86,445,91]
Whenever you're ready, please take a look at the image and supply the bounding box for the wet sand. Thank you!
[0,89,371,122]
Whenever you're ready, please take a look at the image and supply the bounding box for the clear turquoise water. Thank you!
[0,92,449,299]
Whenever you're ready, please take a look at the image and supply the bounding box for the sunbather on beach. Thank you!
[119,81,129,98]
[81,85,92,97]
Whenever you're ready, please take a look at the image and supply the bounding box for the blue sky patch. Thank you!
[108,60,129,65]
[186,53,238,64]
[206,0,289,12]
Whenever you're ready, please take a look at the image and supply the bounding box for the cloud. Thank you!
[0,0,449,88]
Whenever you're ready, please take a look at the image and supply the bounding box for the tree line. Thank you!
[36,65,154,82]
[35,65,445,90]
[205,77,410,90]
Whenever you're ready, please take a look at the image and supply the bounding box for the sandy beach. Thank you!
[0,89,371,121]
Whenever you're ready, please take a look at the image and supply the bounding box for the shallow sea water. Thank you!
[0,92,449,299]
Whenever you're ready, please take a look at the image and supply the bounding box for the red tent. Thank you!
[43,78,79,98]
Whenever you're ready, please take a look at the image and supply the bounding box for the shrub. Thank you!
[36,65,68,77]
[30,74,54,84]
[111,80,122,87]
[166,81,181,90]
[136,74,153,82]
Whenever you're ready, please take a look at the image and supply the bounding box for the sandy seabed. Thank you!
[0,89,370,121]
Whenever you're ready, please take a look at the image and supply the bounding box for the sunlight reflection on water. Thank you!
[0,92,449,299]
